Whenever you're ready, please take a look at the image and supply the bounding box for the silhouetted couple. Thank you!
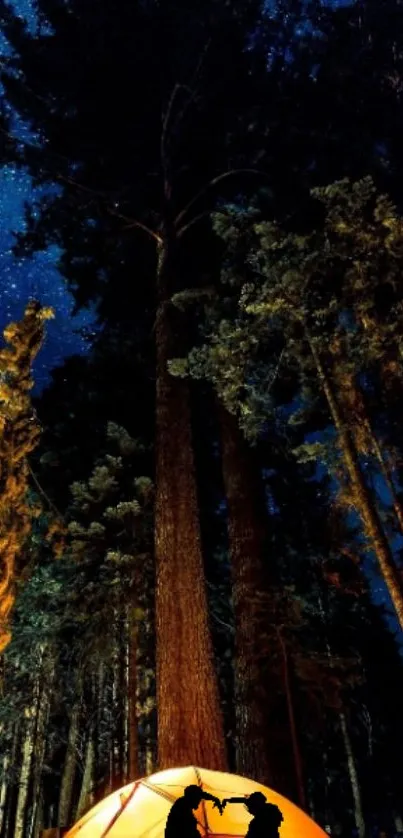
[165,785,284,838]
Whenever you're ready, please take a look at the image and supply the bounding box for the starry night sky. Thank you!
[0,0,95,393]
[0,0,356,393]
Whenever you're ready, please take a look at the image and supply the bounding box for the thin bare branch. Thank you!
[107,208,162,244]
[169,40,212,139]
[267,348,285,393]
[177,209,216,238]
[175,168,270,229]
[29,466,65,522]
[161,84,189,199]
[161,84,190,159]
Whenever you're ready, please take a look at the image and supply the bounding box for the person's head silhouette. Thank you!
[184,786,204,810]
[220,789,283,836]
[244,792,267,815]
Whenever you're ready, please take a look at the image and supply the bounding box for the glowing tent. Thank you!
[64,765,328,838]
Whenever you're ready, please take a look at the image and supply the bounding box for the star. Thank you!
[0,165,95,392]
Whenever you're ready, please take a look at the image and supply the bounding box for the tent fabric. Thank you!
[64,765,328,838]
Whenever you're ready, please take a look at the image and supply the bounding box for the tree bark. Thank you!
[34,795,44,838]
[316,590,366,837]
[111,612,122,788]
[14,705,36,838]
[277,629,306,811]
[75,732,95,822]
[369,435,403,535]
[332,358,403,536]
[0,721,21,838]
[118,612,127,784]
[14,646,48,838]
[155,236,227,770]
[128,611,140,781]
[0,754,9,836]
[218,403,294,792]
[93,662,104,797]
[308,334,403,630]
[339,711,366,838]
[27,656,53,838]
[145,739,155,777]
[394,814,403,833]
[57,700,81,829]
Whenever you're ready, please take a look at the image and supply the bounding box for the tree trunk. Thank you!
[75,732,95,822]
[155,236,227,770]
[0,721,21,838]
[277,629,306,811]
[0,754,9,836]
[57,700,81,829]
[27,657,54,838]
[364,423,403,536]
[128,611,140,781]
[316,590,366,838]
[145,739,155,777]
[118,612,127,784]
[308,334,403,629]
[394,813,403,833]
[14,705,37,838]
[93,663,104,797]
[218,403,294,792]
[34,795,44,838]
[321,744,334,836]
[14,647,48,838]
[111,613,122,788]
[332,359,403,536]
[339,711,366,838]
[139,659,156,777]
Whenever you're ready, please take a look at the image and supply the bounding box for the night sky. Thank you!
[1,0,95,393]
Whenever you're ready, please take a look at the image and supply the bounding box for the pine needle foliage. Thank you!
[0,301,54,653]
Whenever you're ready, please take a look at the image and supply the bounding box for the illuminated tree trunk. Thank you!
[155,235,227,770]
[308,334,403,630]
[57,701,81,829]
[118,614,128,785]
[394,814,403,833]
[0,722,21,838]
[27,662,53,838]
[140,657,157,776]
[0,754,9,835]
[333,360,403,536]
[369,435,403,535]
[15,705,36,838]
[127,613,140,781]
[111,613,123,787]
[218,404,293,792]
[14,648,49,838]
[339,711,366,838]
[93,663,104,796]
[75,732,95,822]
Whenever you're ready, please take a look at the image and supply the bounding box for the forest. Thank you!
[0,0,403,836]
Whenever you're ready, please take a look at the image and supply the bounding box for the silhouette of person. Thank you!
[222,791,284,838]
[165,785,224,838]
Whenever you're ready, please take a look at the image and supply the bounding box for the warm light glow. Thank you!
[65,766,328,838]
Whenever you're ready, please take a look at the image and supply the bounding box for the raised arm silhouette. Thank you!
[165,785,224,838]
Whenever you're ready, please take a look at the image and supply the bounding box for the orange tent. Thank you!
[64,765,328,838]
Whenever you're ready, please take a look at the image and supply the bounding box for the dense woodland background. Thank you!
[1,0,403,836]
